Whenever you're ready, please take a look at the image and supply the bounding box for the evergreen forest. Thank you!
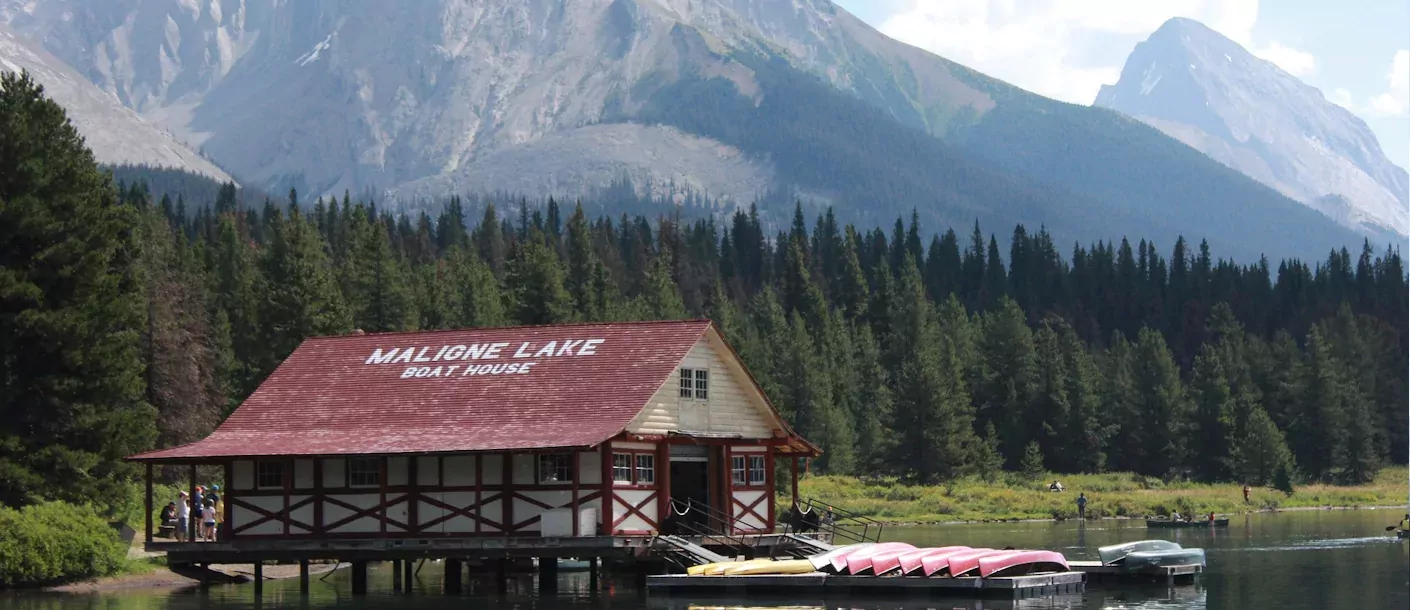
[3,71,1407,515]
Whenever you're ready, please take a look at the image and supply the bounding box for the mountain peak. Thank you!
[1096,17,1408,238]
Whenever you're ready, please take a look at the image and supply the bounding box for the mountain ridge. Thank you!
[1095,17,1408,239]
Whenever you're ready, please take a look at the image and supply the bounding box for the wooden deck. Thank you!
[1070,560,1203,585]
[645,572,1085,600]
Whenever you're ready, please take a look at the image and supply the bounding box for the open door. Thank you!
[667,444,710,534]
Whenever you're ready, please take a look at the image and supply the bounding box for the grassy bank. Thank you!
[793,467,1409,523]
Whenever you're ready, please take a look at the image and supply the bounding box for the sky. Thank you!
[833,0,1410,171]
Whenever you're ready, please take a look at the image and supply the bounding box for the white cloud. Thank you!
[1253,41,1317,77]
[1366,50,1409,117]
[1327,88,1354,109]
[874,0,1304,105]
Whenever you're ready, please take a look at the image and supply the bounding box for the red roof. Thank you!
[129,320,722,461]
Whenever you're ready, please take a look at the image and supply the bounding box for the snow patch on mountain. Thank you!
[1096,17,1408,238]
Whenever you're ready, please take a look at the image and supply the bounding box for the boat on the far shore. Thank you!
[1146,517,1228,528]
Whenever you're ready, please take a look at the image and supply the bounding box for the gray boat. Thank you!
[1121,548,1207,571]
[1098,540,1183,565]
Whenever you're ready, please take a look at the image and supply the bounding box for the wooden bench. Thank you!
[156,524,176,539]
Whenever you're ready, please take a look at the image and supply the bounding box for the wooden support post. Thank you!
[765,446,776,533]
[502,454,512,536]
[571,452,580,537]
[351,561,368,595]
[495,558,508,594]
[403,560,414,594]
[188,465,198,542]
[588,557,599,592]
[299,560,309,595]
[144,463,153,545]
[392,559,403,592]
[223,462,234,542]
[444,559,462,595]
[538,557,558,592]
[790,457,799,504]
[657,441,671,529]
[252,562,263,598]
[599,443,611,536]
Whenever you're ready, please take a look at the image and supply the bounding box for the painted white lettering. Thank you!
[445,365,460,376]
[555,339,583,357]
[490,363,507,375]
[514,342,533,358]
[401,367,418,379]
[505,363,520,374]
[463,344,486,360]
[393,349,416,364]
[366,348,400,365]
[429,366,445,377]
[444,345,467,360]
[483,342,508,359]
[518,362,537,374]
[432,346,449,361]
[413,346,433,363]
[414,367,433,378]
[532,341,558,358]
[578,339,604,356]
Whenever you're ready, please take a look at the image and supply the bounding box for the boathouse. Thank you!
[129,319,818,549]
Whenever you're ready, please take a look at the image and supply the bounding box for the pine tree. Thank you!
[1020,441,1046,480]
[445,247,507,327]
[1132,327,1191,478]
[0,71,157,506]
[976,297,1035,464]
[258,205,352,371]
[1189,348,1235,481]
[504,240,573,325]
[1234,407,1295,487]
[634,255,688,320]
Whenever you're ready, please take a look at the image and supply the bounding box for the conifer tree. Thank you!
[445,247,507,327]
[0,71,156,506]
[505,240,573,325]
[258,204,352,370]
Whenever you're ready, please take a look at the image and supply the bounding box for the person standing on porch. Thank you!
[175,491,190,542]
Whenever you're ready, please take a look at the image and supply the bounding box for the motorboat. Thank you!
[1098,539,1183,565]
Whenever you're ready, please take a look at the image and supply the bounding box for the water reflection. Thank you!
[1,509,1404,610]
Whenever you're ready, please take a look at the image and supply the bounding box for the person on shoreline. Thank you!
[1049,480,1064,492]
[1077,493,1088,520]
[1243,484,1251,504]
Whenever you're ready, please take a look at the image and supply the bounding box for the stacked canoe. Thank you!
[686,542,1071,579]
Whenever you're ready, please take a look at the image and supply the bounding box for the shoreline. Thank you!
[46,562,343,595]
[855,504,1410,527]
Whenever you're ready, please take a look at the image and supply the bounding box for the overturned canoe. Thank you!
[897,547,970,576]
[845,542,916,575]
[1147,518,1229,528]
[978,550,1070,578]
[939,549,1014,578]
[921,548,990,577]
[1098,540,1183,565]
[807,543,868,572]
[726,559,818,575]
[721,559,778,575]
[826,543,885,573]
[1122,548,1207,571]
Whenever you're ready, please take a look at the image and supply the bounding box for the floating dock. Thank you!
[1070,560,1203,585]
[645,572,1085,600]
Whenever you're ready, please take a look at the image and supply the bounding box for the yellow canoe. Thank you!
[687,561,737,576]
[720,559,778,575]
[725,559,817,575]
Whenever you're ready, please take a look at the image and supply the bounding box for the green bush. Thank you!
[0,502,127,588]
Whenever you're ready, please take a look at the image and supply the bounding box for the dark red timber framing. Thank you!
[127,320,821,545]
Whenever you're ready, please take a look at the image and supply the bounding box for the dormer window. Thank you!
[679,368,708,401]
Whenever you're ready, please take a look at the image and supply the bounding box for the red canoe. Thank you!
[896,547,970,576]
[921,547,992,577]
[978,550,1070,578]
[863,546,923,576]
[943,549,1016,577]
[840,542,916,575]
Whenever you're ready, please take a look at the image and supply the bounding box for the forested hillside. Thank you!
[3,71,1406,513]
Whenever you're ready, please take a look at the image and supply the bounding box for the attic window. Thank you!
[679,368,708,401]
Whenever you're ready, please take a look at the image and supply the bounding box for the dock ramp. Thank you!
[782,533,834,555]
[655,535,729,566]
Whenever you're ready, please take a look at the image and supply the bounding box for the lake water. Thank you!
[3,508,1406,610]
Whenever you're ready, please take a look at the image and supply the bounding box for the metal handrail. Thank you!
[667,498,754,558]
[794,497,885,544]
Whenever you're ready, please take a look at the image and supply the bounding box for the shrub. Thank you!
[0,502,127,588]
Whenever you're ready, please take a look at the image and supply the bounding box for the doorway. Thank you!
[667,445,711,534]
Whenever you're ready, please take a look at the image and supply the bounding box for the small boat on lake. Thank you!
[978,550,1070,577]
[1121,548,1207,571]
[1146,517,1228,528]
[1397,530,1409,540]
[1098,540,1184,565]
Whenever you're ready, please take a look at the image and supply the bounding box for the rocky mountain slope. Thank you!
[0,23,231,182]
[1095,17,1408,239]
[0,1,1368,263]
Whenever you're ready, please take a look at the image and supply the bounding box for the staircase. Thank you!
[781,533,835,555]
[654,534,729,566]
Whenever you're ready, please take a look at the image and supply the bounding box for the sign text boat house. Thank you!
[128,319,818,590]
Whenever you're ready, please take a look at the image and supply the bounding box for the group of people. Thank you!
[157,484,224,542]
[1168,511,1217,523]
